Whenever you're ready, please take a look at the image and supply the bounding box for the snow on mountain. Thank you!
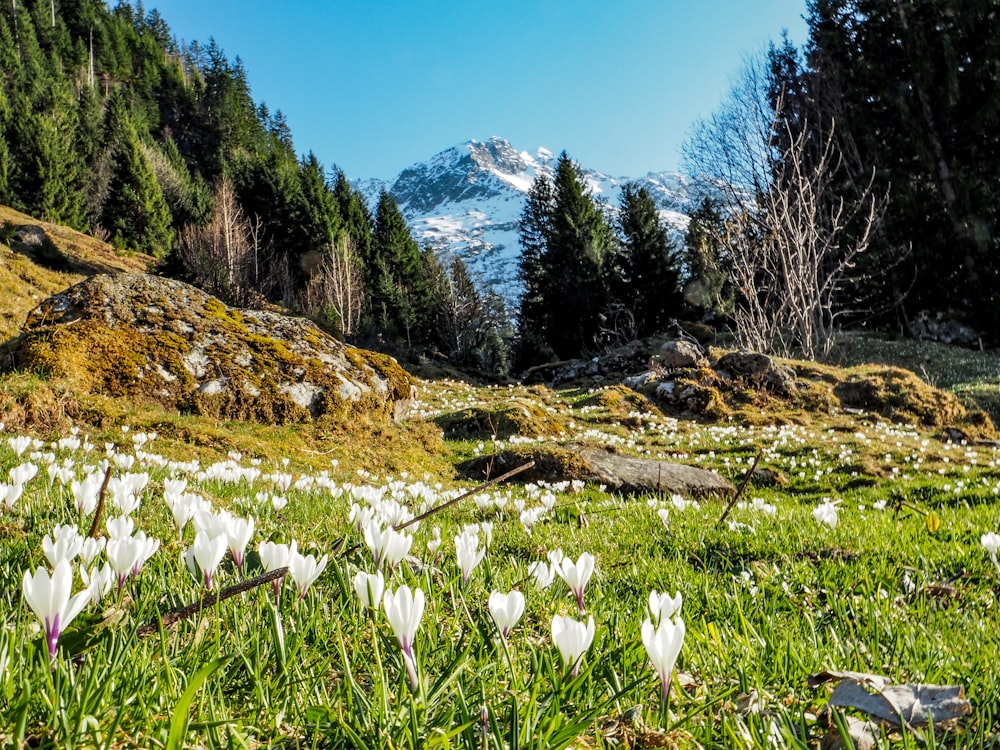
[355,136,695,306]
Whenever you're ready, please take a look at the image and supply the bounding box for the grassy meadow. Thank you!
[1,352,999,749]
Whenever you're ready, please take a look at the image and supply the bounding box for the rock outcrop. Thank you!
[7,274,416,424]
[458,445,734,498]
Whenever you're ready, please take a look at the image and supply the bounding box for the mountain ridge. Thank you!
[356,136,695,305]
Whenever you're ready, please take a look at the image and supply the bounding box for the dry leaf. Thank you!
[821,716,878,750]
[809,670,971,730]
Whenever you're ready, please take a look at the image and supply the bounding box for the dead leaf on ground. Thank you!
[821,715,879,750]
[809,669,971,731]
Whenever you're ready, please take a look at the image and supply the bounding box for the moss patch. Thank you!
[435,397,571,440]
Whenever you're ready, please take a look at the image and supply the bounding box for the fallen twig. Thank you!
[137,567,288,637]
[87,465,113,539]
[715,449,763,529]
[396,461,535,531]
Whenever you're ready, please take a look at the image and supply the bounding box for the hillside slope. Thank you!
[0,206,154,343]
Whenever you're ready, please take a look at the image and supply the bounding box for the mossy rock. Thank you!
[435,397,571,439]
[6,273,416,425]
[834,365,970,428]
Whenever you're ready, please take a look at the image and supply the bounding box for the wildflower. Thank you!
[427,526,442,563]
[982,532,1000,572]
[72,473,103,516]
[488,590,525,640]
[641,615,686,704]
[258,540,296,600]
[364,520,412,570]
[352,569,385,610]
[8,435,31,456]
[812,499,840,528]
[224,515,255,574]
[555,552,595,614]
[529,560,555,591]
[22,559,92,661]
[106,515,135,539]
[79,536,106,565]
[9,462,38,486]
[551,614,595,677]
[0,482,23,510]
[647,590,683,625]
[81,562,114,605]
[106,535,145,591]
[670,494,689,511]
[130,530,160,577]
[42,524,84,567]
[288,548,328,599]
[455,528,486,584]
[657,507,670,529]
[384,584,424,689]
[185,532,228,590]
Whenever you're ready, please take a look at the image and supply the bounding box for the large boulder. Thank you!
[458,445,734,498]
[8,274,416,423]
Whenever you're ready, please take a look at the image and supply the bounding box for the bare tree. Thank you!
[300,235,365,337]
[725,114,881,359]
[177,176,262,306]
[684,54,883,360]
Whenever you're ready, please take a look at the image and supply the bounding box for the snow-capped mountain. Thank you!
[356,136,695,305]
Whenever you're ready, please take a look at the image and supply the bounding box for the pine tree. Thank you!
[332,169,373,262]
[515,172,555,367]
[681,197,730,317]
[616,183,683,337]
[366,191,428,346]
[100,106,174,255]
[543,152,615,359]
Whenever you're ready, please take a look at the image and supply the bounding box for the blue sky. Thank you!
[151,1,809,180]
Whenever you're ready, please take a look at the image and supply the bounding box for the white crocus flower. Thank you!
[455,529,485,584]
[812,499,840,529]
[383,584,424,689]
[288,549,328,599]
[22,559,92,660]
[224,515,255,574]
[648,590,683,625]
[982,531,1000,573]
[42,524,84,567]
[186,532,228,590]
[488,590,525,640]
[551,614,595,677]
[641,615,686,704]
[258,540,296,600]
[352,569,385,610]
[529,560,555,591]
[79,536,106,565]
[555,552,595,614]
[106,535,145,591]
[106,515,135,539]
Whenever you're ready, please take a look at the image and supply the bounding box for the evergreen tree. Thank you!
[681,197,730,317]
[100,105,174,255]
[366,191,429,346]
[801,0,1000,336]
[616,183,683,337]
[332,169,373,261]
[543,152,615,359]
[515,172,556,367]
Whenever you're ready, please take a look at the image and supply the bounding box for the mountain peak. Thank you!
[356,138,693,305]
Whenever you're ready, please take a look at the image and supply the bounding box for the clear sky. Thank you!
[150,1,809,181]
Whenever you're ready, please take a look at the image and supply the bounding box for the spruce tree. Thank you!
[366,191,428,346]
[100,107,174,255]
[681,197,729,317]
[616,183,683,337]
[543,152,615,359]
[515,172,555,367]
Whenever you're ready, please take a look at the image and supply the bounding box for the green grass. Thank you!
[2,373,1000,748]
